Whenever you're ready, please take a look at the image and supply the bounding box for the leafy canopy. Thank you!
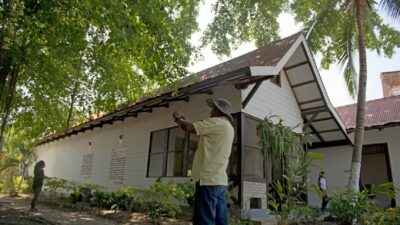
[0,0,199,140]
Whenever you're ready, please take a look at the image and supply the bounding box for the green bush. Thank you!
[69,183,104,204]
[141,179,185,219]
[329,189,378,225]
[176,182,195,206]
[91,189,112,208]
[330,183,398,225]
[109,186,141,212]
[362,207,400,225]
[43,177,74,199]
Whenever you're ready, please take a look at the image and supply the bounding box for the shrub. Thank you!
[109,186,141,212]
[329,189,378,225]
[362,207,400,225]
[176,182,195,206]
[140,179,185,219]
[330,183,398,225]
[42,177,74,200]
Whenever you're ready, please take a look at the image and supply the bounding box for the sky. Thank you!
[188,1,400,107]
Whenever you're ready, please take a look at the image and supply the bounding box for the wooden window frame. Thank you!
[147,126,191,178]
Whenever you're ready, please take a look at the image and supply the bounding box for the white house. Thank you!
[308,71,400,207]
[35,33,353,213]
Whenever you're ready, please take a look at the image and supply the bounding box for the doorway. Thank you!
[361,143,395,207]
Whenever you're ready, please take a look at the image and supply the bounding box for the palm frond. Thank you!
[364,6,382,55]
[380,0,400,19]
[337,9,358,98]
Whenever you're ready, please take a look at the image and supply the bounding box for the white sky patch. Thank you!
[188,0,400,107]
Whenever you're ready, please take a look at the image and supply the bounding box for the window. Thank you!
[147,115,239,178]
[147,127,196,177]
[243,116,265,179]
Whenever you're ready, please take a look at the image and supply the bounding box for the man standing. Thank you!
[173,98,234,225]
[30,160,45,212]
[318,171,328,212]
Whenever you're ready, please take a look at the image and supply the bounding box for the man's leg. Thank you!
[215,186,228,225]
[31,187,42,209]
[193,183,218,225]
[321,195,328,212]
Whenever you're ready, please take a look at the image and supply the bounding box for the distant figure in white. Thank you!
[318,171,328,212]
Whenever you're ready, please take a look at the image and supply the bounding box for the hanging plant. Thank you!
[257,115,311,165]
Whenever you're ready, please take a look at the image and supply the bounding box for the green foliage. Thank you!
[258,115,311,165]
[258,115,320,225]
[329,188,377,225]
[108,186,141,212]
[42,177,74,201]
[362,207,400,225]
[141,179,186,219]
[329,183,398,225]
[0,0,200,143]
[176,182,195,206]
[266,151,322,224]
[202,0,287,56]
[0,138,37,196]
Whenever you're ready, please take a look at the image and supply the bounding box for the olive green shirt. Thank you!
[192,117,234,186]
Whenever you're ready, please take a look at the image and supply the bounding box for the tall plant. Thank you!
[257,116,316,224]
[258,115,309,165]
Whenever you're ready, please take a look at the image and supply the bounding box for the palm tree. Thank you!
[380,0,400,19]
[304,0,400,191]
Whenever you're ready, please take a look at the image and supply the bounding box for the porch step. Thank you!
[241,209,277,225]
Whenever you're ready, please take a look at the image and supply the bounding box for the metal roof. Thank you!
[336,95,400,131]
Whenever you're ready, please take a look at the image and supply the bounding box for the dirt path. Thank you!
[0,195,191,225]
[0,195,119,225]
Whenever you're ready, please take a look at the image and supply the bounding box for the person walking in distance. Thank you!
[318,171,328,212]
[30,160,45,212]
[173,98,234,225]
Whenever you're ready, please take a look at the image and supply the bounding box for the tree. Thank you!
[0,0,200,147]
[380,0,400,19]
[203,0,400,191]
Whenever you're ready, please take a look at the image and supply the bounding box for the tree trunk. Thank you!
[17,163,27,193]
[66,81,79,129]
[0,72,18,154]
[348,1,367,192]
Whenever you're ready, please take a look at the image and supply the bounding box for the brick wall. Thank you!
[381,71,400,97]
[242,181,267,209]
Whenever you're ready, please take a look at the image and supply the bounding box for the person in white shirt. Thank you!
[318,171,328,212]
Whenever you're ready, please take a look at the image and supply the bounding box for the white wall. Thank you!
[242,71,303,132]
[308,145,352,206]
[35,84,242,191]
[308,126,400,206]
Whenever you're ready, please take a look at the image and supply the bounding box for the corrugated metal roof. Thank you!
[335,95,400,130]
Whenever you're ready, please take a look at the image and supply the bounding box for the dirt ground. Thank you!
[0,194,191,225]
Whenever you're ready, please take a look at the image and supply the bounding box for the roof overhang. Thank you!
[279,35,352,148]
[39,67,274,146]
